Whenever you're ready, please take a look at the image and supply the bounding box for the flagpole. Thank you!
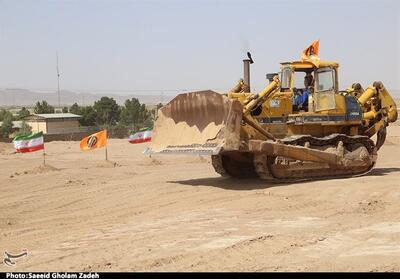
[105,129,108,161]
[105,145,108,161]
[43,144,46,166]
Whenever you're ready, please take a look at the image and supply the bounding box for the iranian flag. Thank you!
[128,128,152,144]
[13,132,44,153]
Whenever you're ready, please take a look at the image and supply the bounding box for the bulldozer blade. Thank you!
[148,90,243,155]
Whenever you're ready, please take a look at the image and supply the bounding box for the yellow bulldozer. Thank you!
[148,41,398,182]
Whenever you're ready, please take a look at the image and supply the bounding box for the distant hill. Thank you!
[0,88,175,108]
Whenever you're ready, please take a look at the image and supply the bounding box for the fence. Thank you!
[45,126,97,135]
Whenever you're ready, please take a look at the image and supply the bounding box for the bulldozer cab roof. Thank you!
[280,60,339,70]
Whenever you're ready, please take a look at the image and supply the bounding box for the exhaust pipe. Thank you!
[243,59,251,91]
[243,52,254,92]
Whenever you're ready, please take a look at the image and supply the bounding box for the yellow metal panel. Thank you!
[358,86,376,105]
[334,94,346,113]
[379,85,398,122]
[281,60,339,70]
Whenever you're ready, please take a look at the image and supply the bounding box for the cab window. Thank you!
[280,67,292,89]
[315,68,335,92]
[293,71,310,89]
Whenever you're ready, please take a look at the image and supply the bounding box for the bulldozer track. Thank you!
[212,134,377,183]
[211,154,230,177]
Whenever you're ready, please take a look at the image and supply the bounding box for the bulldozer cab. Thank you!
[280,61,339,113]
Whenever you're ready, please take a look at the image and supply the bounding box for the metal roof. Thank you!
[26,113,81,120]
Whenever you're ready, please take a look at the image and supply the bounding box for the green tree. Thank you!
[67,103,96,126]
[119,98,152,130]
[14,121,32,137]
[69,103,81,115]
[62,106,69,113]
[93,97,120,126]
[0,112,13,137]
[34,101,55,114]
[0,109,13,121]
[79,106,97,126]
[156,103,163,110]
[143,116,154,129]
[17,107,30,120]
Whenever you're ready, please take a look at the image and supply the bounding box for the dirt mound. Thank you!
[29,164,59,174]
[356,199,386,214]
[9,164,59,177]
[140,157,163,166]
[96,161,122,168]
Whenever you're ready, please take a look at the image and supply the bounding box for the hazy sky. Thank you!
[0,0,399,95]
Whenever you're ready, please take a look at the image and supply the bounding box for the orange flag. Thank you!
[301,39,320,60]
[80,130,107,151]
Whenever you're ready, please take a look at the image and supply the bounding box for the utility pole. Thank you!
[56,51,61,110]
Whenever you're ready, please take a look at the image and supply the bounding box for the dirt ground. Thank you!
[1,124,400,272]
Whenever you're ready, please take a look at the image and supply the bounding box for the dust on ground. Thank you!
[0,125,399,271]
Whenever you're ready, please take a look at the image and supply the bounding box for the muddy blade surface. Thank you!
[149,90,243,155]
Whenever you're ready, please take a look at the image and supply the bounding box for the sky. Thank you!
[0,0,399,96]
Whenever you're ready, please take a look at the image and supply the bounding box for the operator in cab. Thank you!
[293,88,309,111]
[293,73,313,111]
